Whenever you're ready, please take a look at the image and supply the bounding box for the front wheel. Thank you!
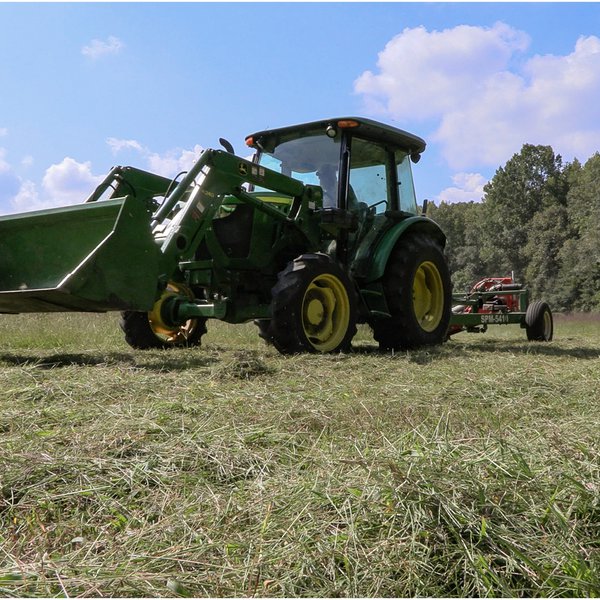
[267,254,357,354]
[372,234,452,350]
[120,282,207,349]
[525,300,553,341]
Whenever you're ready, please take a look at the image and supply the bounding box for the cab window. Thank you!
[256,135,341,208]
[396,151,418,214]
[348,138,391,214]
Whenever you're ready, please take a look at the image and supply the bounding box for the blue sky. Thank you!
[1,2,600,213]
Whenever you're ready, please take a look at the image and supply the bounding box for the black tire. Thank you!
[120,311,207,349]
[254,319,273,345]
[266,253,357,354]
[525,300,553,341]
[120,282,207,349]
[372,234,452,350]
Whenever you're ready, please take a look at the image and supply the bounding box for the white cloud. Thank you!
[4,157,103,214]
[41,157,103,205]
[82,36,124,59]
[107,137,144,154]
[107,137,204,178]
[355,23,529,122]
[0,148,23,207]
[146,145,204,177]
[10,180,41,213]
[0,128,7,137]
[436,172,487,204]
[355,24,600,169]
[0,148,10,173]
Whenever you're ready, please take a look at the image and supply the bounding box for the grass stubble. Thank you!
[0,312,598,597]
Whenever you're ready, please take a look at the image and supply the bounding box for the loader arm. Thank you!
[154,149,322,269]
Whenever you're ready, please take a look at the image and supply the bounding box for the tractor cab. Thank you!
[245,117,427,262]
[245,117,425,215]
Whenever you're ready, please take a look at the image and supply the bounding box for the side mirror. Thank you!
[219,138,235,154]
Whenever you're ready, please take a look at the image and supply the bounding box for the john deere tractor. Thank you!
[0,117,452,353]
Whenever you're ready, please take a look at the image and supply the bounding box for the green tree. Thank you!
[524,203,573,309]
[479,144,568,281]
[558,154,600,310]
[428,201,485,292]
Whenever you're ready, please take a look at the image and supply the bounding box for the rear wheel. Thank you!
[120,282,207,349]
[267,253,357,354]
[525,300,553,341]
[372,234,452,350]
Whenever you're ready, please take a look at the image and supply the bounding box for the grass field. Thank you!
[1,312,599,597]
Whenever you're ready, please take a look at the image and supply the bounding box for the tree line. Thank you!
[426,144,600,312]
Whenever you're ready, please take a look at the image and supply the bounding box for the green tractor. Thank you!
[0,117,452,353]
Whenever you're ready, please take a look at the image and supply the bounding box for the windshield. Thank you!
[257,135,341,208]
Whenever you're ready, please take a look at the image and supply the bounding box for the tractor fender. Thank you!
[361,216,446,284]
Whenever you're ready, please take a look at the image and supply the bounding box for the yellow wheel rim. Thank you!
[301,273,350,352]
[148,282,200,345]
[412,261,444,333]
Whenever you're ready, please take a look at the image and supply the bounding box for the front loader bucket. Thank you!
[0,196,160,313]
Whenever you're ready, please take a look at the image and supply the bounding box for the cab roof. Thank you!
[245,117,426,156]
